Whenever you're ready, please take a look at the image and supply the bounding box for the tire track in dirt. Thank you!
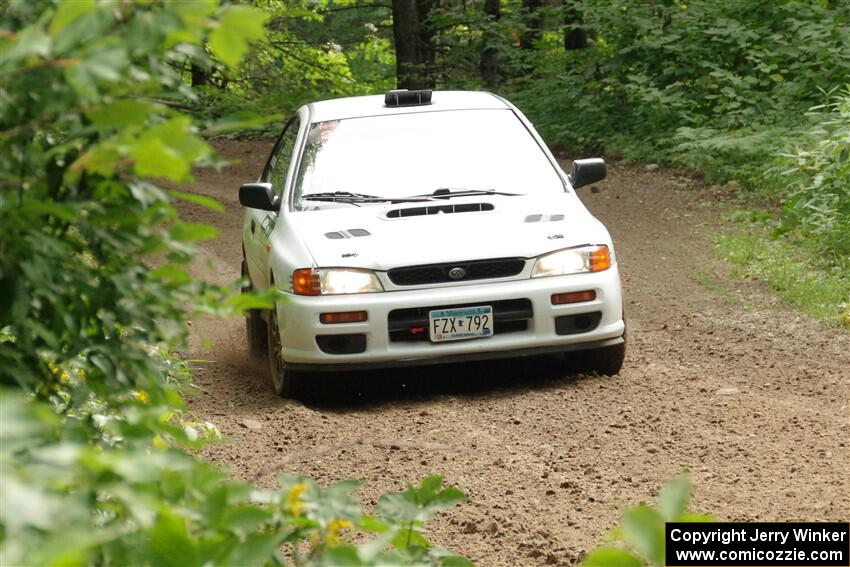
[179,140,850,566]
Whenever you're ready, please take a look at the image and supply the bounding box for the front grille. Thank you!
[388,298,533,342]
[388,258,526,286]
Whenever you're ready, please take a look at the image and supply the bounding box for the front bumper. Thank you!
[275,267,625,369]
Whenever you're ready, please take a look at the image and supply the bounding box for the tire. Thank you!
[267,304,306,398]
[242,259,267,357]
[576,339,626,376]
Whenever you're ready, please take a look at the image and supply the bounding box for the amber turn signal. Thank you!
[292,268,321,296]
[589,245,611,272]
[551,290,597,305]
[319,311,368,324]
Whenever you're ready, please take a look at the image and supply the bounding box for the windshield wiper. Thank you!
[301,191,433,204]
[407,188,525,199]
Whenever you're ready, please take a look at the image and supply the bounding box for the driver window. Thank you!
[267,117,300,197]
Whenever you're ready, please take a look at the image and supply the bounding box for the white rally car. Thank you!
[239,90,626,397]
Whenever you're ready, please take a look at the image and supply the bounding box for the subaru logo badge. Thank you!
[448,267,467,280]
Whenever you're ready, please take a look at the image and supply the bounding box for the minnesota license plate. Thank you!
[429,306,494,342]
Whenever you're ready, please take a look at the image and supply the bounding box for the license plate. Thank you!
[429,306,494,342]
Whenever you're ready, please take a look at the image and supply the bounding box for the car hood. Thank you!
[288,194,611,270]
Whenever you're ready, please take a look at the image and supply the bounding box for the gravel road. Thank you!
[181,140,849,566]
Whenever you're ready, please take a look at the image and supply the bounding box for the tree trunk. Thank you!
[391,0,435,89]
[190,64,209,87]
[519,0,543,50]
[563,1,587,51]
[479,0,501,88]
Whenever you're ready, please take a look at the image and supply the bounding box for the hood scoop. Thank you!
[386,202,494,219]
[325,228,372,239]
[524,213,565,223]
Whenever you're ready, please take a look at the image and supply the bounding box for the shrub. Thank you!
[0,2,469,565]
[775,86,850,262]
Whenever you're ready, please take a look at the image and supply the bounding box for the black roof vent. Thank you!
[385,89,432,107]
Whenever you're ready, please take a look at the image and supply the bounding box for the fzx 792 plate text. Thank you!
[429,305,494,342]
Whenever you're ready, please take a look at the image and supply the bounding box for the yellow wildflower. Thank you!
[48,361,59,375]
[59,370,71,383]
[285,483,308,517]
[324,519,352,547]
[327,519,352,532]
[134,390,150,403]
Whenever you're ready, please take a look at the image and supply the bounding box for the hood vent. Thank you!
[386,202,494,219]
[524,213,565,223]
[325,228,372,239]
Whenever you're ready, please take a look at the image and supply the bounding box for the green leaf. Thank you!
[133,136,189,180]
[658,476,691,521]
[622,504,665,567]
[582,547,643,567]
[204,111,284,136]
[391,526,429,549]
[320,545,361,566]
[67,46,128,99]
[50,0,96,35]
[223,291,275,312]
[222,506,273,535]
[150,265,192,284]
[169,190,224,213]
[208,6,269,68]
[202,485,228,528]
[169,222,219,242]
[227,532,283,567]
[149,509,200,567]
[376,477,465,525]
[132,117,211,181]
[87,100,155,130]
[358,515,389,533]
[1,27,52,67]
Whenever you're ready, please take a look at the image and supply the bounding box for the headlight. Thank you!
[531,245,611,278]
[292,268,383,295]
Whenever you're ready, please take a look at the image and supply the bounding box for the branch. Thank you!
[269,42,354,81]
[317,3,391,13]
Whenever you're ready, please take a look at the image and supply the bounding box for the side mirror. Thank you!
[569,158,607,189]
[239,182,279,211]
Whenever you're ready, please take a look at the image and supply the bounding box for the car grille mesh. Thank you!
[387,258,526,286]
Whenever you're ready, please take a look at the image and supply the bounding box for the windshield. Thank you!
[292,109,564,210]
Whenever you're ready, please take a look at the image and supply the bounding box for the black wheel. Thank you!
[242,259,267,357]
[576,339,626,376]
[267,305,306,398]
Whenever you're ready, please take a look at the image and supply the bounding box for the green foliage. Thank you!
[504,1,849,155]
[191,1,396,136]
[471,0,850,291]
[581,476,714,567]
[0,2,468,565]
[774,86,850,259]
[2,389,470,566]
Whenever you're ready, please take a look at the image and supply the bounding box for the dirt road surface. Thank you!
[181,140,849,566]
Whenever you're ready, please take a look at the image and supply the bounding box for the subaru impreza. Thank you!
[239,89,626,397]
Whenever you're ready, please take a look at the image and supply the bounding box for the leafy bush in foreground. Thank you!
[0,2,468,565]
[582,476,712,567]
